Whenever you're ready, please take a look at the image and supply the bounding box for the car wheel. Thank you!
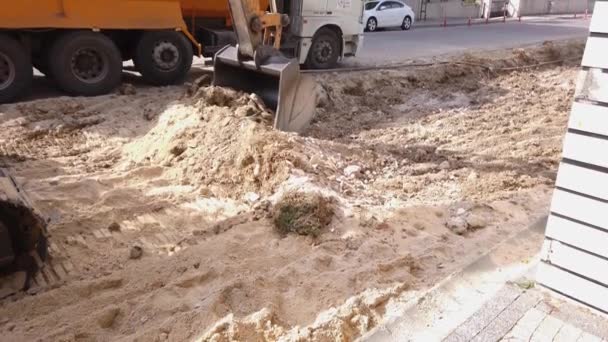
[401,16,412,30]
[49,31,122,96]
[305,28,341,70]
[366,17,378,32]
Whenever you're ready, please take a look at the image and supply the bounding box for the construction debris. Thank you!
[117,83,137,96]
[129,246,143,260]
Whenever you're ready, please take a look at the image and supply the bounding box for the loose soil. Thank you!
[0,40,583,341]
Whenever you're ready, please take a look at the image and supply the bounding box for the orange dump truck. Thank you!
[0,0,266,103]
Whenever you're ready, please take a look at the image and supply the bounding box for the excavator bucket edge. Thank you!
[213,45,317,133]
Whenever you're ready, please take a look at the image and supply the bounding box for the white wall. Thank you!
[517,0,548,15]
[518,0,593,15]
[402,0,592,21]
[537,1,608,316]
[404,0,482,20]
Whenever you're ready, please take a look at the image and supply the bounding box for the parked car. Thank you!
[363,1,416,32]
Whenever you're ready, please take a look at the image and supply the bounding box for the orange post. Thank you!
[468,16,471,26]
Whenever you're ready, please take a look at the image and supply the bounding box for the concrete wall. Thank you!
[518,0,593,15]
[480,0,592,18]
[508,0,521,16]
[404,0,482,20]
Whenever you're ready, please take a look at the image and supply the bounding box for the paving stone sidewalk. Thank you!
[444,283,608,342]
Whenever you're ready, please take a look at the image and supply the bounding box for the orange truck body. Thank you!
[0,0,269,51]
[2,0,189,29]
[181,0,269,27]
[0,0,271,28]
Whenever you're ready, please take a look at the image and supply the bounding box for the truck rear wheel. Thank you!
[0,35,33,104]
[134,31,193,86]
[49,31,122,96]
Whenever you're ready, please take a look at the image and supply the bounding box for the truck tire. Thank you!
[305,28,341,70]
[0,35,33,104]
[134,31,193,86]
[49,31,122,96]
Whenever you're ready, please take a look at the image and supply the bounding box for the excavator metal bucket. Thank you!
[213,45,317,133]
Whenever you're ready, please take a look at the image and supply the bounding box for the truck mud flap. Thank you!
[213,45,317,133]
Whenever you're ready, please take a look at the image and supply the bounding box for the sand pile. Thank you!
[201,284,409,342]
[120,86,313,199]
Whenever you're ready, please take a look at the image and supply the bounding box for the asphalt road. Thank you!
[353,16,590,65]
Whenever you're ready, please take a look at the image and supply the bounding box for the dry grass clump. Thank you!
[272,192,335,237]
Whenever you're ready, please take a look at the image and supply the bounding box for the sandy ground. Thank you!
[0,40,584,341]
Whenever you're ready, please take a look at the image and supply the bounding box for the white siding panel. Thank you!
[582,37,608,69]
[555,162,608,201]
[550,189,608,230]
[537,263,608,313]
[568,102,608,137]
[561,133,608,169]
[589,2,608,34]
[575,69,608,104]
[543,240,608,286]
[546,215,608,259]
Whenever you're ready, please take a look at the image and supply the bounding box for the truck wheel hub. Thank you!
[71,48,108,83]
[314,41,333,63]
[153,42,179,71]
[0,52,15,91]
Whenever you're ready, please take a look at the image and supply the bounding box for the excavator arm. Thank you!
[227,0,288,58]
[213,0,317,133]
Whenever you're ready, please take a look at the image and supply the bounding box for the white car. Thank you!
[363,1,416,32]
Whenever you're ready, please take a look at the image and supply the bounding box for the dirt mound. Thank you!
[314,40,584,139]
[121,86,309,199]
[202,284,409,342]
[306,39,584,206]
